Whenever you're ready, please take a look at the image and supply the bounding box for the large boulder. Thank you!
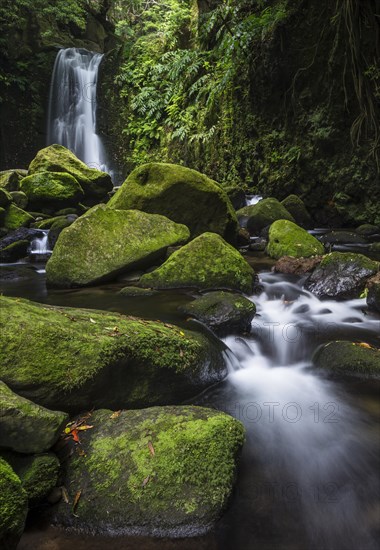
[0,296,226,413]
[108,163,238,243]
[0,170,27,192]
[0,381,68,454]
[46,205,190,288]
[20,171,84,209]
[236,198,294,235]
[0,458,28,550]
[313,341,380,378]
[267,220,325,259]
[3,204,34,230]
[9,191,28,210]
[281,194,313,228]
[180,291,256,336]
[0,452,60,507]
[0,240,29,263]
[140,232,255,294]
[305,252,379,299]
[52,406,245,537]
[28,144,112,201]
[0,188,12,208]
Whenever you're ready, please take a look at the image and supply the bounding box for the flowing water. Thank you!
[47,48,109,175]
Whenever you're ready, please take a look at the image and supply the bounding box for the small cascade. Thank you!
[246,194,262,206]
[29,231,52,262]
[47,47,110,175]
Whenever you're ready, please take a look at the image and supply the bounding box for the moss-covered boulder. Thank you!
[0,207,5,226]
[0,170,27,192]
[0,188,12,208]
[32,215,67,230]
[236,198,295,235]
[28,145,112,200]
[0,381,68,454]
[48,218,74,249]
[313,341,380,378]
[109,163,238,243]
[305,252,379,299]
[0,240,29,263]
[356,224,380,236]
[52,406,244,537]
[46,205,190,288]
[267,220,324,260]
[0,296,226,413]
[20,171,84,209]
[0,458,28,550]
[9,191,28,210]
[1,452,60,507]
[281,195,313,228]
[3,204,34,230]
[140,232,255,293]
[366,273,380,313]
[180,292,255,336]
[319,230,367,245]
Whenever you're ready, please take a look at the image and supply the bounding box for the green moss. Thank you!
[267,219,324,259]
[0,296,225,413]
[0,188,12,208]
[313,341,380,378]
[46,205,191,288]
[20,171,84,208]
[281,194,312,227]
[9,191,28,210]
[140,232,255,293]
[32,215,67,230]
[237,198,295,234]
[53,406,245,536]
[0,170,27,192]
[109,163,238,243]
[0,457,28,548]
[319,252,379,272]
[28,145,112,200]
[3,204,34,230]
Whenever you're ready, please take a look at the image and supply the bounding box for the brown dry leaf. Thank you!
[110,410,121,419]
[77,425,94,431]
[61,486,70,504]
[357,342,372,349]
[142,475,150,487]
[72,490,82,515]
[179,349,184,357]
[148,441,155,456]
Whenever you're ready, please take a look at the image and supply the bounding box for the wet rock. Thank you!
[273,255,323,275]
[305,252,379,299]
[238,227,251,246]
[366,273,380,313]
[313,341,380,378]
[319,230,367,245]
[237,198,294,235]
[180,291,256,336]
[0,457,28,550]
[46,205,190,288]
[109,162,238,243]
[267,220,325,259]
[0,296,226,413]
[140,232,256,294]
[52,406,244,537]
[0,381,68,454]
[356,224,380,236]
[0,240,29,262]
[0,227,41,255]
[119,286,158,297]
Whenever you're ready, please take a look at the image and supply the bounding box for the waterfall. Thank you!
[29,231,52,260]
[47,48,109,174]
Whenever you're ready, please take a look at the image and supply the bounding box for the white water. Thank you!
[224,273,380,549]
[30,231,51,256]
[47,48,109,174]
[246,194,263,206]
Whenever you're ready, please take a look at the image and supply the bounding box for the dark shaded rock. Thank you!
[281,194,313,228]
[356,224,380,236]
[52,406,244,537]
[0,188,12,208]
[180,291,255,336]
[366,273,380,313]
[0,296,226,414]
[313,341,380,378]
[237,198,294,235]
[48,218,74,249]
[119,286,158,297]
[273,255,323,275]
[0,228,41,252]
[237,227,251,246]
[319,231,367,245]
[0,381,68,454]
[0,170,27,192]
[0,240,29,262]
[9,192,28,210]
[0,457,28,550]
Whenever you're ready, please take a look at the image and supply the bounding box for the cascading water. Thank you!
[220,273,380,549]
[47,48,110,174]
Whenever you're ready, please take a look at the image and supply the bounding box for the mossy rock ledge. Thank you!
[313,341,380,378]
[281,195,313,228]
[140,232,256,293]
[108,162,239,243]
[28,144,112,201]
[0,381,68,454]
[305,252,379,299]
[52,406,245,537]
[0,457,28,550]
[0,296,226,413]
[180,291,256,336]
[20,171,84,209]
[236,198,295,235]
[46,205,190,288]
[267,220,325,260]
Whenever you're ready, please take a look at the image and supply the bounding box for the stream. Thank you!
[1,250,379,550]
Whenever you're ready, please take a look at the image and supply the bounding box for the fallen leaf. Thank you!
[77,425,94,431]
[72,490,82,515]
[179,349,184,357]
[62,486,70,504]
[148,441,155,456]
[179,331,185,337]
[357,342,372,349]
[142,475,150,487]
[110,410,121,419]
[89,318,96,324]
[71,429,80,443]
